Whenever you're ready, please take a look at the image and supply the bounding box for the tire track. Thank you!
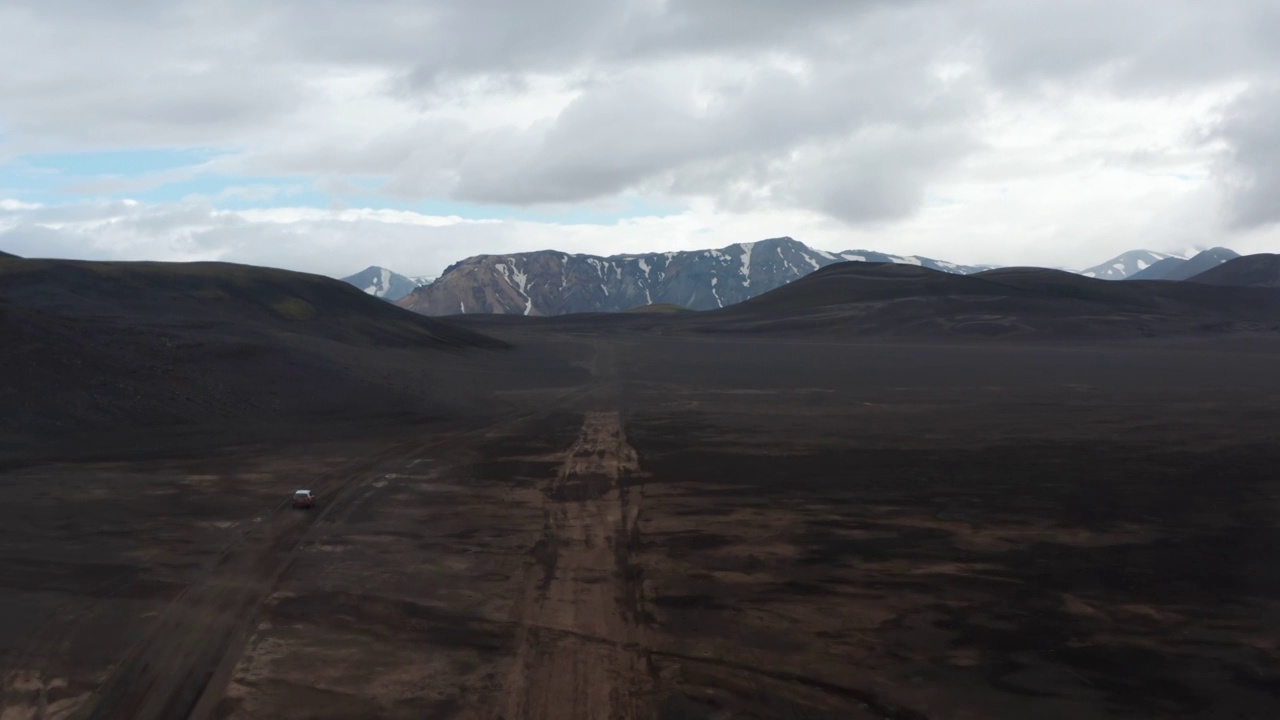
[70,436,439,720]
[498,410,650,720]
[71,382,603,720]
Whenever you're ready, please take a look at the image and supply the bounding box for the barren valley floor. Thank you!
[2,333,1280,719]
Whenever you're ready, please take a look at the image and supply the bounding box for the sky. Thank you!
[1,0,1278,278]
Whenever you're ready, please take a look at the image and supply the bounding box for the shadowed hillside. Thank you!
[0,258,504,348]
[0,256,517,454]
[1190,253,1280,287]
[682,261,1280,337]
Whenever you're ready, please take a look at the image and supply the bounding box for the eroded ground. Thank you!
[3,334,1280,719]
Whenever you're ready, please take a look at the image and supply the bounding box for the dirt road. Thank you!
[6,333,1280,720]
[498,410,648,720]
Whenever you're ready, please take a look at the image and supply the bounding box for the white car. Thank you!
[291,489,315,509]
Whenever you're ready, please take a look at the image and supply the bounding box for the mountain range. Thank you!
[1129,247,1240,281]
[1078,250,1183,280]
[393,237,990,316]
[340,266,433,302]
[338,241,1254,317]
[449,254,1280,340]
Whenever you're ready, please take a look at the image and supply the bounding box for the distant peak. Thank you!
[732,236,798,250]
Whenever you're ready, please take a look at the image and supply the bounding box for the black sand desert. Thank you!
[3,255,1280,720]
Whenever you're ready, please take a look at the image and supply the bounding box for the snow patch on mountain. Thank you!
[397,237,992,316]
[497,260,534,315]
[1079,250,1184,280]
[340,266,432,302]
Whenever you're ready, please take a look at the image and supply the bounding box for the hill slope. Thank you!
[0,256,508,443]
[397,237,988,316]
[678,261,1280,337]
[341,266,432,301]
[0,258,496,348]
[1189,253,1280,287]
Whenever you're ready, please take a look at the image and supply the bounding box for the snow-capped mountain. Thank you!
[395,237,989,316]
[1128,247,1241,281]
[1078,250,1183,280]
[340,266,433,302]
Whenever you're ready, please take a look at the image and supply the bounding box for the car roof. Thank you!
[294,489,312,494]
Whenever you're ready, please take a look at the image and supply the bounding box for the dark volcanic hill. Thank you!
[673,261,1280,337]
[341,265,432,301]
[0,258,498,347]
[1128,247,1240,281]
[0,256,509,445]
[1189,253,1280,287]
[0,249,17,259]
[397,237,987,316]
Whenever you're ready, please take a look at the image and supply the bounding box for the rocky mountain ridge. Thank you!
[396,237,990,316]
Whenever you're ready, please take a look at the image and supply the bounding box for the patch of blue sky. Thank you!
[117,174,322,208]
[0,161,61,201]
[0,146,683,223]
[22,147,225,177]
[0,147,225,203]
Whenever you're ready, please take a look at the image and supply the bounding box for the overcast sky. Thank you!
[1,0,1278,277]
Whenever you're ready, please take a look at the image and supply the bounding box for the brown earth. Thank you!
[3,320,1280,718]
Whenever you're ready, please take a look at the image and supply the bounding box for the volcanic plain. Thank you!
[2,256,1279,719]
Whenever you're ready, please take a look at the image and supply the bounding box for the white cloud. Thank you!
[0,0,1279,270]
[7,194,1277,280]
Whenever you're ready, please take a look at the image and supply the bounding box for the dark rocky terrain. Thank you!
[396,237,988,316]
[2,254,1279,720]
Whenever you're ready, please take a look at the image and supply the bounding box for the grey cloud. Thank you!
[779,127,976,224]
[972,0,1280,91]
[0,0,931,146]
[442,39,980,211]
[1213,83,1280,229]
[1,0,1279,237]
[0,200,471,276]
[273,0,905,87]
